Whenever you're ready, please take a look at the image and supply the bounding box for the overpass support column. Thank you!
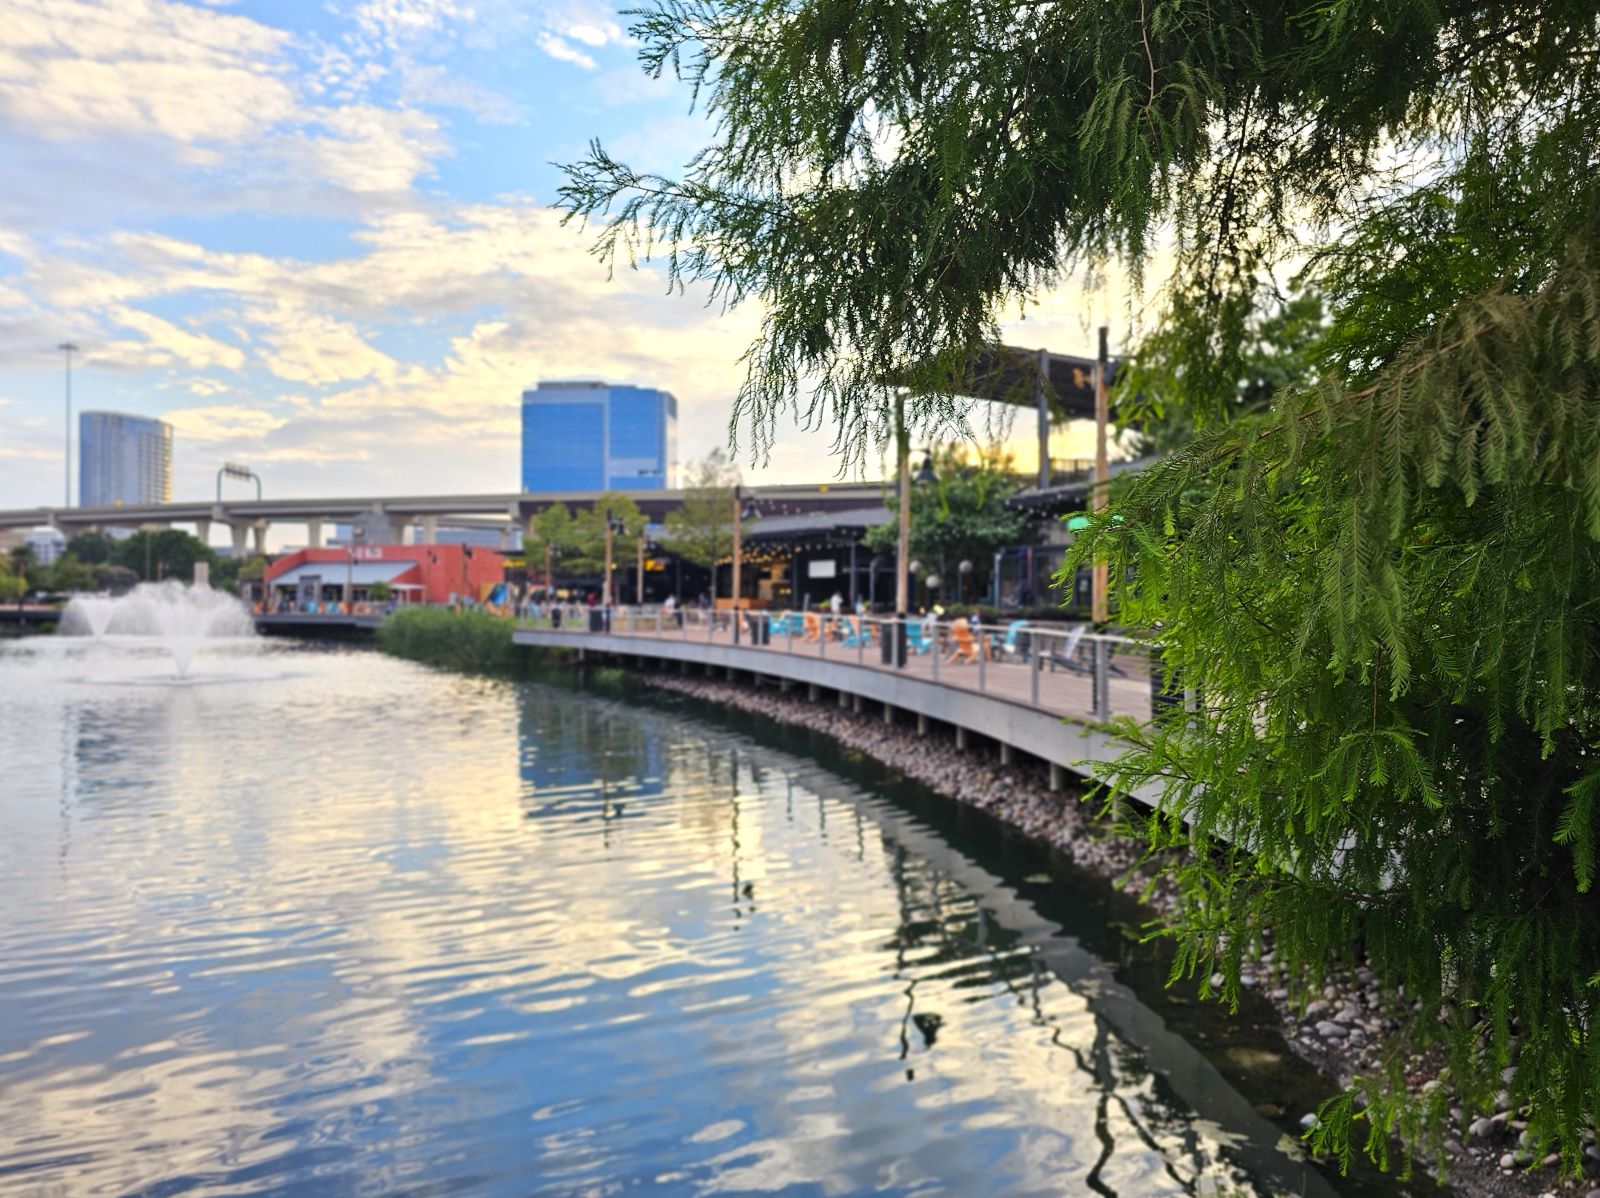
[999,743,1014,766]
[252,521,268,556]
[1049,763,1064,792]
[917,713,928,736]
[956,727,969,751]
[421,516,439,545]
[305,519,323,549]
[230,523,250,559]
[194,518,211,547]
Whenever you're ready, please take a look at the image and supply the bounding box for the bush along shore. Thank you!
[375,607,565,676]
[638,671,1599,1198]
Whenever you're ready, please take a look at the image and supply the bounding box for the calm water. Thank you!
[0,637,1375,1197]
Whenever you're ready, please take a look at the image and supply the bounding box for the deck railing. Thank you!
[517,604,1159,726]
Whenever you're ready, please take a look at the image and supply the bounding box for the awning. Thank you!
[271,560,419,588]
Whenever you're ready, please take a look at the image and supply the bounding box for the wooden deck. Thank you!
[522,613,1155,728]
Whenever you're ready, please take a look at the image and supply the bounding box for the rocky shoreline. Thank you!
[639,671,1598,1198]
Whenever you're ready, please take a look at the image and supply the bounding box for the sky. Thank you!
[0,0,1119,513]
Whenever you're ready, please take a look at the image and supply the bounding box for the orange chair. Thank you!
[946,621,980,664]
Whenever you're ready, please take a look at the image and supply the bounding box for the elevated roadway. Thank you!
[0,482,885,555]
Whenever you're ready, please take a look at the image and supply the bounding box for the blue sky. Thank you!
[0,0,1113,511]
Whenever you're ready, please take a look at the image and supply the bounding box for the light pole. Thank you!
[730,484,743,619]
[1092,325,1110,624]
[58,343,77,508]
[636,531,646,605]
[730,489,757,643]
[603,513,623,607]
[894,395,910,617]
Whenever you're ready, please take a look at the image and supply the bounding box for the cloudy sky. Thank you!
[0,0,1116,511]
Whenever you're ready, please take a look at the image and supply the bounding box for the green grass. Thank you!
[376,606,547,675]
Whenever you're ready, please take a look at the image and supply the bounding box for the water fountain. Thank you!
[60,594,120,638]
[60,581,255,677]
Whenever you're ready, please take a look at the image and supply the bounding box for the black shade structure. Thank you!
[909,344,1122,490]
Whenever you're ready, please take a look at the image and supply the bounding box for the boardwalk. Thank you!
[523,609,1156,728]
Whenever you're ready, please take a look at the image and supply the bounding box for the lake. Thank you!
[0,636,1398,1196]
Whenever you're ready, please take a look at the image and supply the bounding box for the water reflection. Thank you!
[0,639,1339,1197]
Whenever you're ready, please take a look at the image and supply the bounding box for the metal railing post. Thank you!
[977,624,986,693]
[1031,633,1041,706]
[931,625,939,681]
[1094,638,1111,718]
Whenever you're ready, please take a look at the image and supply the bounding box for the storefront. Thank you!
[264,544,505,613]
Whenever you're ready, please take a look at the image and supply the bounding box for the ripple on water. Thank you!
[0,638,1332,1197]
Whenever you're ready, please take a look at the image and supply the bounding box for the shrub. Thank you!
[376,606,519,673]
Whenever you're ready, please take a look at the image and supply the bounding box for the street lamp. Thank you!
[957,559,973,606]
[602,513,624,607]
[730,486,757,643]
[58,343,77,509]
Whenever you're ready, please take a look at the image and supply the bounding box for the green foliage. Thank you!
[528,504,579,584]
[862,446,1036,597]
[114,529,217,583]
[47,555,93,594]
[1126,287,1327,455]
[376,606,521,673]
[65,530,115,565]
[661,449,745,571]
[0,558,25,602]
[560,0,1600,1174]
[1070,233,1600,1176]
[368,580,393,603]
[569,492,647,577]
[91,564,137,595]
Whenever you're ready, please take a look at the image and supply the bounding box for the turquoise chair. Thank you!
[989,619,1030,662]
[906,617,935,655]
[841,617,874,647]
[769,611,805,637]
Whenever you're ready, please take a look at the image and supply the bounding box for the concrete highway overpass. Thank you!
[0,483,885,555]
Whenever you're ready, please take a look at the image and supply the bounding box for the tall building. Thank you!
[79,412,173,507]
[521,381,677,492]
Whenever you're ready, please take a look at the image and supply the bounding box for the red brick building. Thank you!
[265,544,504,610]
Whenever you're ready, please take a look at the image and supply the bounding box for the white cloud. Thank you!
[253,307,397,386]
[0,0,454,205]
[292,104,446,194]
[565,23,614,48]
[110,304,246,370]
[163,403,286,441]
[535,32,597,70]
[0,0,297,147]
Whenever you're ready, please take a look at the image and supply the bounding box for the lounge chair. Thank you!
[1048,625,1090,673]
[906,617,935,655]
[945,621,981,664]
[989,619,1030,662]
[841,617,873,647]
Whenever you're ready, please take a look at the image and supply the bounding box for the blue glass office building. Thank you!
[521,381,677,492]
[79,411,173,507]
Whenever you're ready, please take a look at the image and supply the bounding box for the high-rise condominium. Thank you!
[520,381,677,492]
[79,412,173,507]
